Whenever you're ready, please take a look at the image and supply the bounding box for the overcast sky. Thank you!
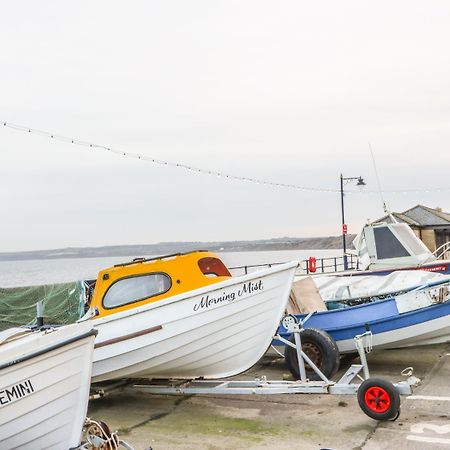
[1,1,450,252]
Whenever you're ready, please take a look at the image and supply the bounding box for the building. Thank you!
[373,204,450,252]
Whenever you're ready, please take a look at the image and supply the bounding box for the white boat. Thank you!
[88,253,297,382]
[0,321,97,450]
[353,221,450,274]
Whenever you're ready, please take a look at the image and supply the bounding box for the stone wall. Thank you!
[420,229,436,252]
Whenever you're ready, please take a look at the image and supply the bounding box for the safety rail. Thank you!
[227,262,285,276]
[434,241,450,261]
[228,253,359,276]
[303,253,359,274]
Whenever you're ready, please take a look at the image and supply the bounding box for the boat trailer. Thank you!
[132,314,421,420]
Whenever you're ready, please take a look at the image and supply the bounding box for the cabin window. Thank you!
[198,257,231,277]
[103,273,172,308]
[373,227,410,259]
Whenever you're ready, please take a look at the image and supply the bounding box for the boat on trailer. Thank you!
[0,321,97,449]
[278,277,450,354]
[86,251,298,382]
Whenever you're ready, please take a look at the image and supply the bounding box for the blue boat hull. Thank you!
[276,299,450,353]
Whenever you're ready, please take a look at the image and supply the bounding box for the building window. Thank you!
[103,273,171,308]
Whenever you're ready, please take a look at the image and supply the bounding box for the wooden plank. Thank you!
[286,277,327,314]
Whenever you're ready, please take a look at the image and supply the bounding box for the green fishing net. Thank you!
[0,281,86,331]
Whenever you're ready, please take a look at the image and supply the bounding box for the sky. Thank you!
[1,1,450,252]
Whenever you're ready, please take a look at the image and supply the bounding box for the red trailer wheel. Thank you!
[364,386,391,413]
[357,378,400,420]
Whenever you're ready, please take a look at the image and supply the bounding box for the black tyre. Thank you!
[284,328,340,381]
[339,351,359,369]
[357,378,400,420]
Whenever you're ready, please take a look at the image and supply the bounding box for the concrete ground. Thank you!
[88,343,450,450]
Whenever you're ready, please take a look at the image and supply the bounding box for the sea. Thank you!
[0,249,341,287]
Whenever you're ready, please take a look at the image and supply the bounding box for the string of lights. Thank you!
[2,121,450,195]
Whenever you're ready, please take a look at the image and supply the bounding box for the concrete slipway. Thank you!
[88,343,450,450]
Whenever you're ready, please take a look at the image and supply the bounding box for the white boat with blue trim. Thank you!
[279,277,450,353]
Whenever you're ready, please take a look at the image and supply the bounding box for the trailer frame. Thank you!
[131,314,421,418]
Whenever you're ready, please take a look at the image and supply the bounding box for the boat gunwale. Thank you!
[0,328,97,371]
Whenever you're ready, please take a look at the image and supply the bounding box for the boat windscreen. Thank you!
[393,225,430,256]
[198,257,231,277]
[374,227,410,259]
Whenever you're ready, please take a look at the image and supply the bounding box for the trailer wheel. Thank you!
[357,378,400,420]
[284,328,340,381]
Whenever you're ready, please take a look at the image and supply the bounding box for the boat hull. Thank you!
[334,310,450,352]
[92,262,297,382]
[0,322,96,450]
[352,261,450,276]
[277,299,450,353]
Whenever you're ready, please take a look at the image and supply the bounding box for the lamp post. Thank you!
[340,174,366,270]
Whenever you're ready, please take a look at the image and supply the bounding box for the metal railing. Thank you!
[228,262,285,276]
[303,253,359,274]
[434,241,450,261]
[228,253,359,276]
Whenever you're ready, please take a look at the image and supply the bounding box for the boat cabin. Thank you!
[353,222,433,271]
[89,251,232,318]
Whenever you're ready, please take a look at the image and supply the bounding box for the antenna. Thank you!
[368,142,389,214]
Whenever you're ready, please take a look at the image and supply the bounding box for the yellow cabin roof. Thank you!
[90,251,232,318]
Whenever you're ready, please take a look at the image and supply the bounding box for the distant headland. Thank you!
[0,235,356,262]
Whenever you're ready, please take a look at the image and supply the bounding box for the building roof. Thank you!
[374,205,450,227]
[373,212,420,226]
[403,205,450,226]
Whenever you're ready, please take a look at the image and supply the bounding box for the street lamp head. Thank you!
[356,176,366,190]
[340,174,366,269]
